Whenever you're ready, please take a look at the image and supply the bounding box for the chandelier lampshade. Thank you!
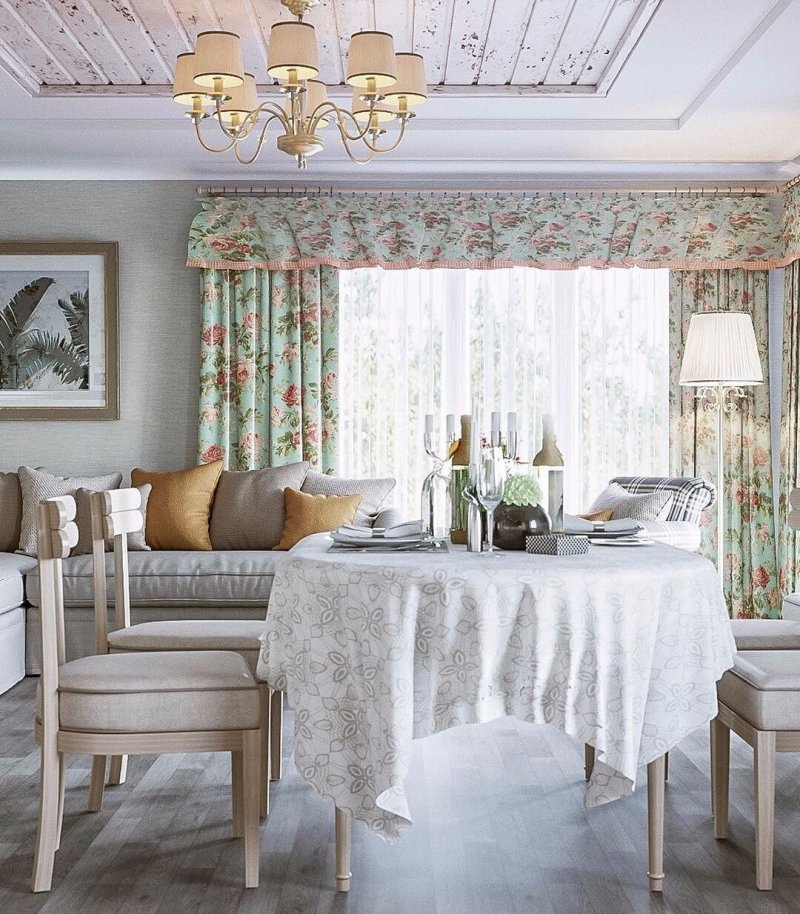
[173,53,208,105]
[214,74,258,126]
[267,21,320,81]
[346,31,397,88]
[384,53,427,106]
[192,31,245,90]
[305,79,331,126]
[351,87,396,123]
[679,311,763,386]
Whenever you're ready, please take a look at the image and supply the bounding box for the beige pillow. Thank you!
[580,508,613,523]
[0,471,22,553]
[300,470,395,526]
[131,461,223,551]
[275,487,362,551]
[210,461,310,550]
[17,465,123,556]
[72,485,152,556]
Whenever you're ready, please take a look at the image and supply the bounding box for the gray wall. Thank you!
[0,181,200,478]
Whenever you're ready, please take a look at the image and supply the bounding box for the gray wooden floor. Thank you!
[2,678,800,914]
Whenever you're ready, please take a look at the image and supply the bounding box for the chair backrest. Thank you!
[610,476,716,524]
[90,488,143,653]
[37,496,79,727]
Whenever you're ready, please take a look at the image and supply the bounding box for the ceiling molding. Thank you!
[594,0,661,95]
[677,0,793,127]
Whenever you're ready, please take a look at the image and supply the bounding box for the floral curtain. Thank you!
[187,194,788,272]
[779,261,800,598]
[669,270,779,617]
[198,267,338,471]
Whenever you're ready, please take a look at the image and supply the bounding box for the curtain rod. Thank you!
[196,183,784,198]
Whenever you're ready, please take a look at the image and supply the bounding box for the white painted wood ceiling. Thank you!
[0,0,660,95]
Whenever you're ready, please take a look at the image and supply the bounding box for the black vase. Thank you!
[493,502,551,550]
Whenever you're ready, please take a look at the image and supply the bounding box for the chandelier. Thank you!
[172,0,427,170]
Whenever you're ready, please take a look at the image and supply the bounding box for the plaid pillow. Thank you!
[610,476,716,525]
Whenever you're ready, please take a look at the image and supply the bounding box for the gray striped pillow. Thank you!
[301,470,395,526]
[589,483,673,523]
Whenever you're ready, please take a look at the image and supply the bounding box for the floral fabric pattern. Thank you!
[187,194,788,272]
[669,270,780,617]
[198,267,338,471]
[779,261,800,599]
[257,536,735,841]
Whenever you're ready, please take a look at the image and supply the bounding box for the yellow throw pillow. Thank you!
[131,461,223,550]
[580,508,614,522]
[275,487,362,551]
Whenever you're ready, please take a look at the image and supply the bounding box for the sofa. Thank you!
[0,464,401,685]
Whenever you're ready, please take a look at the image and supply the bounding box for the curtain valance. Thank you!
[187,192,795,272]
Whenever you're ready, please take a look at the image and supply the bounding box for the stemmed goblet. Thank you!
[477,446,506,556]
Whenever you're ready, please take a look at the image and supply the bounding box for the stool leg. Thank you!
[584,743,595,781]
[87,756,106,812]
[108,754,127,786]
[259,685,271,818]
[647,754,666,892]
[232,750,243,839]
[711,717,730,838]
[754,730,776,891]
[242,730,261,889]
[270,690,283,781]
[335,806,352,892]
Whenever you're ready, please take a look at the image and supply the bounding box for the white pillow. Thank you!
[589,482,673,522]
[17,465,123,555]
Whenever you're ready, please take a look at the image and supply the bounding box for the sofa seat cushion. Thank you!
[0,552,37,614]
[26,550,287,609]
[717,651,800,730]
[638,521,701,551]
[730,619,800,651]
[108,620,267,674]
[39,650,260,733]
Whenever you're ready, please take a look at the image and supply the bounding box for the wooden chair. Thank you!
[711,649,800,890]
[87,487,279,818]
[31,495,262,892]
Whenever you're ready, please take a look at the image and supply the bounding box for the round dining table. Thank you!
[257,534,735,892]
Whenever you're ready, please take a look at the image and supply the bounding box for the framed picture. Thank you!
[0,242,119,420]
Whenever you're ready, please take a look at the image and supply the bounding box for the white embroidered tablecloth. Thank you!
[257,535,735,841]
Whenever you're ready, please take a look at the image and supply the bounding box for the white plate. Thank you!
[591,538,655,547]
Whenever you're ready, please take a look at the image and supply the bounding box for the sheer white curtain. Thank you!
[338,266,669,517]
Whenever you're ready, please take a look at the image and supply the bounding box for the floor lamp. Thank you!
[679,311,763,584]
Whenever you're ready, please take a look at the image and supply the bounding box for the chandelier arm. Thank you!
[232,113,287,166]
[362,116,409,155]
[194,118,240,154]
[338,135,375,166]
[332,106,380,143]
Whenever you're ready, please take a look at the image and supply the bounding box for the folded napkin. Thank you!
[564,514,644,536]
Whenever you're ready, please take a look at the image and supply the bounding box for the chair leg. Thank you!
[335,806,352,892]
[231,750,243,839]
[242,730,261,889]
[663,752,669,782]
[108,754,127,786]
[584,743,595,781]
[55,753,65,851]
[31,735,61,892]
[647,754,666,893]
[87,756,106,812]
[754,730,776,891]
[270,690,283,781]
[711,717,730,839]
[259,685,271,818]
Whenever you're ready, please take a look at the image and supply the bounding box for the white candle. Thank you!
[491,411,501,435]
[470,403,480,474]
[507,411,517,434]
[424,414,434,437]
[446,414,455,441]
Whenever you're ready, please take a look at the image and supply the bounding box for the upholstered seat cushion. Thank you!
[717,651,800,730]
[0,552,36,614]
[40,650,260,733]
[730,619,800,651]
[26,550,287,609]
[108,620,267,673]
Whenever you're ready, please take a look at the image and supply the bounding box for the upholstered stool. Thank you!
[729,619,800,651]
[712,650,800,889]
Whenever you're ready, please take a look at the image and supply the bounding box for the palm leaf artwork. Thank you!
[58,290,89,361]
[18,331,88,388]
[0,277,55,388]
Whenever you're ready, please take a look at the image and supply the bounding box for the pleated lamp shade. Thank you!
[267,21,319,81]
[192,31,245,90]
[352,87,397,123]
[214,74,257,125]
[346,31,397,88]
[305,79,331,127]
[173,53,207,104]
[384,53,427,106]
[679,311,763,386]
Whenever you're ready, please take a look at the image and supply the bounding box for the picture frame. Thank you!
[0,242,119,420]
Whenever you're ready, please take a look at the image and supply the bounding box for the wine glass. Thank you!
[477,447,506,556]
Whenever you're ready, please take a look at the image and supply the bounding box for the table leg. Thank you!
[647,754,666,892]
[335,806,352,892]
[584,743,595,781]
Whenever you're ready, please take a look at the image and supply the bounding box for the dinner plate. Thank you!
[591,538,655,547]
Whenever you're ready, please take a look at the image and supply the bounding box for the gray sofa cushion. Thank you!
[210,462,309,550]
[0,552,37,614]
[26,549,287,609]
[0,472,22,554]
[301,470,395,526]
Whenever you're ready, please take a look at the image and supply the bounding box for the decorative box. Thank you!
[525,534,589,556]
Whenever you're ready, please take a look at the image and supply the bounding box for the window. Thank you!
[338,267,669,518]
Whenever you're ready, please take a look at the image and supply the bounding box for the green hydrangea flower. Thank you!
[503,473,542,507]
